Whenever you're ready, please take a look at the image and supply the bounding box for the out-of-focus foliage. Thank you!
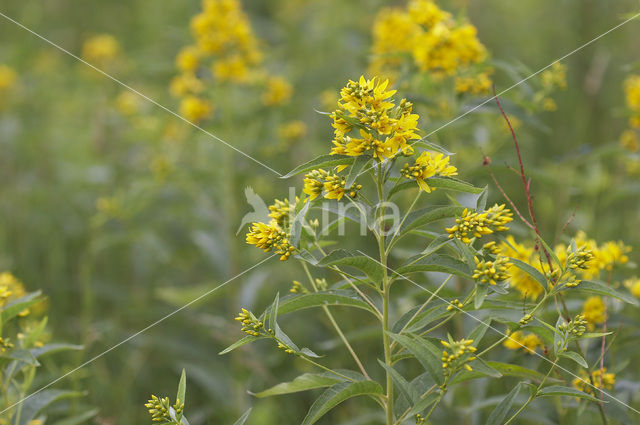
[0,0,639,424]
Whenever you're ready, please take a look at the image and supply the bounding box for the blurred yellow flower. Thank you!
[497,235,544,299]
[620,129,639,152]
[573,368,615,394]
[278,120,307,141]
[176,46,200,72]
[169,73,205,98]
[0,272,30,316]
[541,62,567,90]
[0,64,17,91]
[455,72,492,95]
[262,76,293,106]
[624,277,640,298]
[179,96,213,123]
[115,91,141,116]
[82,34,120,65]
[582,296,606,327]
[503,330,543,354]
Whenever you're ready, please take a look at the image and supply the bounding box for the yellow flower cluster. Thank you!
[573,368,615,395]
[533,62,567,112]
[171,0,293,122]
[303,169,362,201]
[0,272,30,316]
[115,91,141,116]
[446,204,513,244]
[371,0,487,82]
[472,255,510,286]
[581,296,606,327]
[624,74,640,129]
[555,231,631,280]
[330,76,420,160]
[268,198,294,228]
[262,76,293,106]
[278,120,307,141]
[503,330,543,354]
[246,221,294,261]
[290,280,308,294]
[0,64,17,91]
[441,338,476,375]
[454,71,492,95]
[497,236,545,298]
[81,34,120,66]
[145,395,183,423]
[624,277,640,298]
[400,151,457,192]
[234,308,264,336]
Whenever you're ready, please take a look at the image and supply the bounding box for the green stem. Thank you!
[385,191,422,255]
[300,261,371,379]
[504,359,557,425]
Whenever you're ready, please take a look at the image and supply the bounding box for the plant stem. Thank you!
[376,166,394,425]
[300,261,371,379]
[503,359,557,425]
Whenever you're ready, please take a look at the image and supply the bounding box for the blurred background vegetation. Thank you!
[0,0,639,424]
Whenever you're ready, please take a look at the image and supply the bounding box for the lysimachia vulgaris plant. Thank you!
[222,76,639,424]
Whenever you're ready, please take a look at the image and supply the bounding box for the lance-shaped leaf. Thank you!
[345,155,371,188]
[387,332,443,384]
[219,335,266,355]
[396,206,465,240]
[485,382,522,425]
[301,380,383,425]
[572,280,638,305]
[538,385,602,402]
[262,291,378,318]
[1,291,43,323]
[377,360,418,404]
[17,389,84,425]
[396,254,470,278]
[508,257,548,292]
[318,249,385,284]
[281,154,354,179]
[254,370,364,398]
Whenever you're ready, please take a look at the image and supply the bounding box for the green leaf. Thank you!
[281,154,354,179]
[232,408,252,425]
[397,206,465,240]
[267,291,378,317]
[396,254,470,278]
[413,140,455,156]
[394,304,449,334]
[538,385,602,402]
[253,371,362,398]
[301,381,383,425]
[406,392,440,417]
[31,343,83,359]
[17,389,84,425]
[449,359,502,385]
[1,291,43,323]
[420,234,452,256]
[318,249,384,284]
[427,177,484,194]
[508,257,548,292]
[51,408,99,425]
[388,181,416,199]
[268,293,280,336]
[377,360,417,404]
[475,284,488,309]
[289,198,310,247]
[176,369,187,407]
[345,155,371,188]
[559,351,588,368]
[573,280,639,305]
[476,187,488,211]
[484,361,553,382]
[468,319,492,346]
[219,335,266,355]
[2,349,38,366]
[485,382,522,425]
[387,333,443,384]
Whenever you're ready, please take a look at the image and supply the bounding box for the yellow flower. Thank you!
[440,338,476,376]
[179,96,213,123]
[323,174,362,201]
[503,330,543,354]
[573,368,615,395]
[446,204,513,244]
[82,34,120,65]
[262,76,293,106]
[498,236,544,299]
[176,46,200,72]
[278,121,307,141]
[0,272,30,315]
[542,97,557,111]
[303,169,329,201]
[169,73,205,97]
[624,277,640,298]
[540,62,567,90]
[212,55,252,83]
[620,129,640,152]
[408,0,450,27]
[455,72,492,95]
[115,91,140,116]
[330,77,420,161]
[0,64,17,91]
[582,296,606,327]
[246,221,294,261]
[400,151,457,192]
[472,256,510,285]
